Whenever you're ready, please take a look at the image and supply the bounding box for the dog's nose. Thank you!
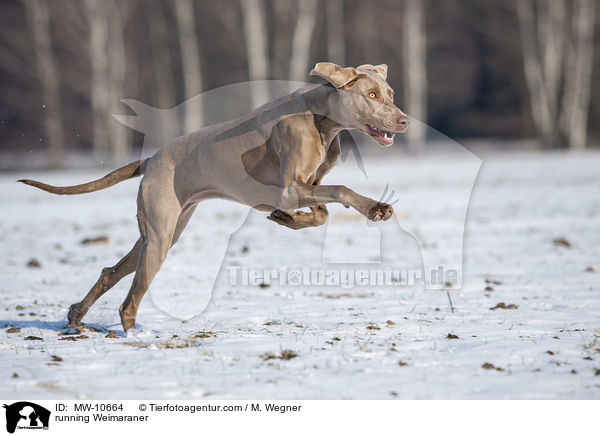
[397,116,409,128]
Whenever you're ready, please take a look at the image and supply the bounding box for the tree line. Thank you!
[0,0,597,168]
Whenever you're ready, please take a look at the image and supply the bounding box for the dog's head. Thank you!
[310,62,408,146]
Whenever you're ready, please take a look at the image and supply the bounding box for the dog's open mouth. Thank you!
[365,123,395,145]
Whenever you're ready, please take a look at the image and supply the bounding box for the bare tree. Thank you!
[288,0,318,83]
[403,0,427,154]
[271,0,294,79]
[148,3,179,145]
[241,0,270,107]
[560,0,595,149]
[326,0,346,66]
[174,0,204,132]
[106,3,130,164]
[23,0,65,168]
[85,0,111,160]
[148,5,176,110]
[517,0,595,148]
[84,0,133,164]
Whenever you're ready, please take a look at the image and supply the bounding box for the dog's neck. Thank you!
[299,84,345,149]
[314,116,343,149]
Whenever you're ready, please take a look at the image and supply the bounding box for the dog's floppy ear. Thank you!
[310,62,364,88]
[357,63,388,80]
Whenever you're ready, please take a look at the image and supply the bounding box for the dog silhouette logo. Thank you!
[3,402,50,433]
[108,80,480,321]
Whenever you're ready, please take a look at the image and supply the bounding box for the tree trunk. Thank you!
[106,3,129,164]
[241,0,270,107]
[562,0,595,149]
[85,0,111,161]
[148,5,176,110]
[403,0,427,154]
[538,0,566,121]
[288,0,318,83]
[271,0,294,79]
[326,0,346,66]
[148,4,179,147]
[24,0,65,168]
[517,0,555,147]
[174,0,204,132]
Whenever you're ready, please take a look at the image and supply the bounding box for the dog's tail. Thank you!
[18,159,147,195]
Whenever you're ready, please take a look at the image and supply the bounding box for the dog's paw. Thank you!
[67,302,84,327]
[267,209,304,230]
[267,208,328,230]
[368,202,394,222]
[267,209,294,223]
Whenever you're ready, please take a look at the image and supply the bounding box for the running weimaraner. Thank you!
[20,62,409,331]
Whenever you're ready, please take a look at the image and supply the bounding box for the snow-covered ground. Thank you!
[1,149,599,399]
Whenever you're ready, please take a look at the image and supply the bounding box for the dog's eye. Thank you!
[368,92,377,99]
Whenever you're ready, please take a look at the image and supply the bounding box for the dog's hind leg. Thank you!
[170,204,198,247]
[67,239,141,327]
[118,181,181,331]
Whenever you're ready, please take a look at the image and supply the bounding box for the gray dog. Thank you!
[20,62,409,331]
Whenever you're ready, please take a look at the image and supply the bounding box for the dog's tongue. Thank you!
[366,123,394,143]
[371,126,394,143]
[379,133,394,144]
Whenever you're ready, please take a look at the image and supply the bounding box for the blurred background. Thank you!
[0,0,598,169]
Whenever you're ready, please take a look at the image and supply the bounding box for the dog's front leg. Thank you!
[267,205,329,229]
[269,135,391,225]
[279,181,394,222]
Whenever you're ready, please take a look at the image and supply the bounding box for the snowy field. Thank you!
[1,148,599,399]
